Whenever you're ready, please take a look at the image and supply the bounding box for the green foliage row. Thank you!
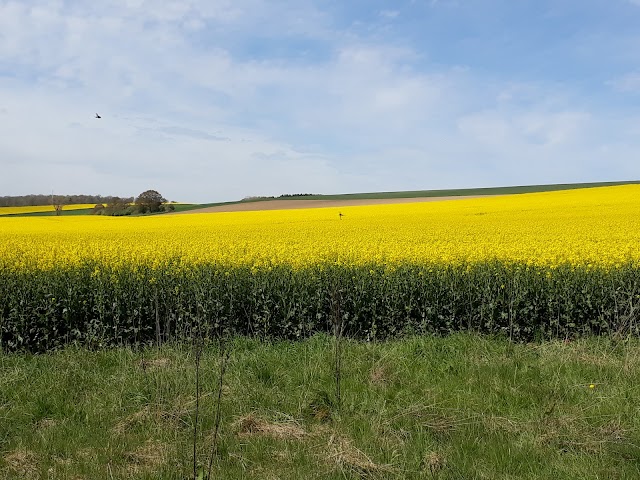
[1,262,639,352]
[92,202,175,216]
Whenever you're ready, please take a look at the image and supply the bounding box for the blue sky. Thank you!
[1,0,639,202]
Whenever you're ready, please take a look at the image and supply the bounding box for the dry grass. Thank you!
[112,405,153,436]
[112,395,200,436]
[234,413,307,441]
[35,418,57,430]
[326,434,395,478]
[423,451,446,475]
[3,448,39,479]
[75,448,97,461]
[139,357,171,371]
[369,364,390,387]
[533,412,636,455]
[124,441,168,474]
[388,404,477,434]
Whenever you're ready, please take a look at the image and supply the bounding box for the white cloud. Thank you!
[0,1,639,202]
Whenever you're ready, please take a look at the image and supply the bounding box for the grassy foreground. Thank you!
[1,334,639,479]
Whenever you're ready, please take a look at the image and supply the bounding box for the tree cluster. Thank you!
[92,197,134,216]
[278,193,317,198]
[241,193,318,202]
[92,190,174,216]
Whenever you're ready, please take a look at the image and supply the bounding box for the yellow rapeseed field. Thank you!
[1,185,639,271]
[0,204,95,216]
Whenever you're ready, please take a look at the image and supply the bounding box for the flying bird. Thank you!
[95,113,101,119]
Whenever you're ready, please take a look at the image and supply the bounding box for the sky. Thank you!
[1,0,639,203]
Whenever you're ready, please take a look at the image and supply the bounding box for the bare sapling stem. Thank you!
[193,332,203,480]
[206,336,231,480]
[155,287,161,347]
[332,282,343,411]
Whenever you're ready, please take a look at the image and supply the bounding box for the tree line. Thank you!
[1,190,174,216]
[0,194,134,207]
[93,190,174,216]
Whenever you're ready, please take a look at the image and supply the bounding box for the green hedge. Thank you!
[1,262,639,352]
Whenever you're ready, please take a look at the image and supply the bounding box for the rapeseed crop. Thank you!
[1,185,639,351]
[0,185,639,271]
[0,204,95,216]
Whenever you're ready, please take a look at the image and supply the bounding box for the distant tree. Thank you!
[92,203,105,215]
[51,195,66,216]
[135,190,167,214]
[104,197,132,216]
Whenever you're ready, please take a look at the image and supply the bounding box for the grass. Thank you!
[264,180,640,201]
[1,334,639,479]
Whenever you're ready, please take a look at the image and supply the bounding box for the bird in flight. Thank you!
[95,113,101,119]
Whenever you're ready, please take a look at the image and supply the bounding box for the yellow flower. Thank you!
[1,185,639,271]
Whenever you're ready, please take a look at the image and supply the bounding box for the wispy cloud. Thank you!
[609,72,640,93]
[379,10,400,19]
[0,0,639,201]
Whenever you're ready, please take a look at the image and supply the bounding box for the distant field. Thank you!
[179,180,640,214]
[1,203,197,217]
[2,181,637,216]
[284,179,640,200]
[0,204,95,216]
[181,195,490,214]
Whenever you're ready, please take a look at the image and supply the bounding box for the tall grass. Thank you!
[1,334,639,479]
